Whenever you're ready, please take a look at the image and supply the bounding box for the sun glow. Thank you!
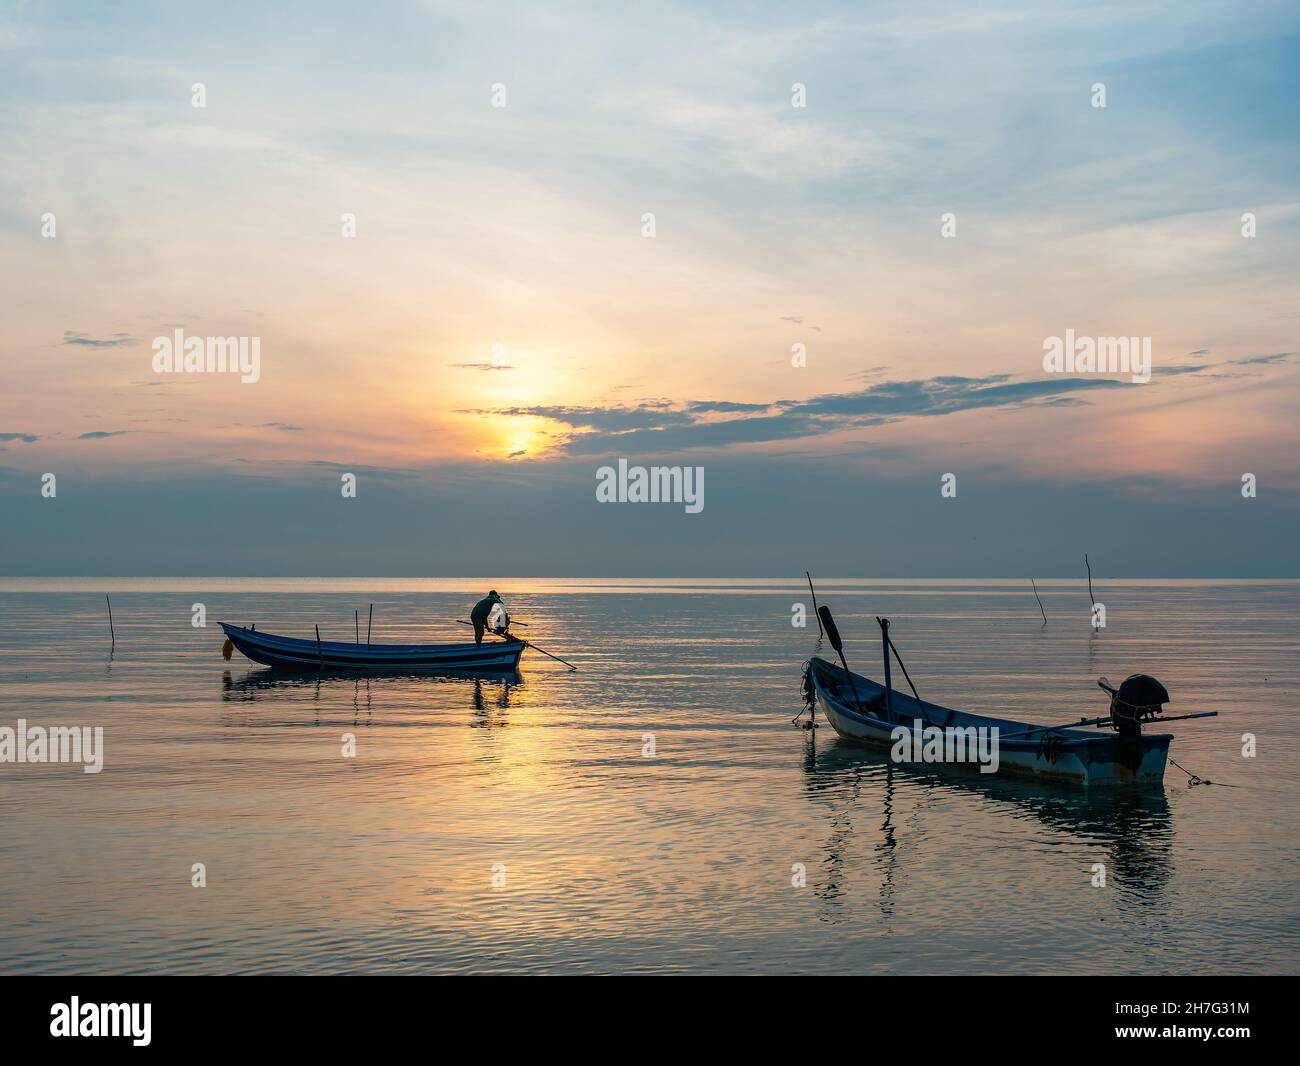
[491,415,559,460]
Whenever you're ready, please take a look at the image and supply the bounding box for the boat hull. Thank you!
[806,657,1170,787]
[220,623,525,673]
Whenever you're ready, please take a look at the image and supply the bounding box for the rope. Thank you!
[793,661,816,725]
[1168,757,1214,787]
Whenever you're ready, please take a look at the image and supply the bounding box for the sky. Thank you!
[1,1,1297,576]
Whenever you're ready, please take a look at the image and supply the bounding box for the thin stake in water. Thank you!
[106,595,115,648]
[1031,578,1047,625]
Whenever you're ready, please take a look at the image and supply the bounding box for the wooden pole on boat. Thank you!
[1031,578,1047,625]
[366,604,373,646]
[806,572,824,637]
[883,628,935,727]
[106,595,115,648]
[878,617,893,721]
[1085,554,1096,606]
[315,624,323,667]
[355,610,360,644]
[817,606,863,713]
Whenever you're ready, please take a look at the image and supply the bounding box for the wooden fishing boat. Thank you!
[796,605,1218,788]
[804,656,1172,786]
[219,622,525,672]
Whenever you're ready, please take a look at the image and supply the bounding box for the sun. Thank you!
[492,415,558,460]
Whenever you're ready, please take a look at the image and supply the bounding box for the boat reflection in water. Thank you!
[220,666,522,728]
[800,734,1174,925]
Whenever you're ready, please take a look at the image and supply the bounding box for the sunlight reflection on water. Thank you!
[0,580,1297,973]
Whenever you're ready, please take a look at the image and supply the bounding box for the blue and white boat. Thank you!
[803,655,1173,787]
[219,622,525,673]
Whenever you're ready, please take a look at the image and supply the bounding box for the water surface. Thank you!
[1,578,1296,974]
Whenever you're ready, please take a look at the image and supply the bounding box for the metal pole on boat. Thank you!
[878,617,893,721]
[367,604,373,646]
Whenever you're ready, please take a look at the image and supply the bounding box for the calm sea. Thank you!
[1,578,1297,975]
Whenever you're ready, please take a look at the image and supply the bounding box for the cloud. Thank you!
[261,422,304,431]
[306,460,420,481]
[78,430,128,440]
[687,400,772,413]
[1186,352,1295,380]
[469,404,698,435]
[780,315,822,333]
[449,363,513,371]
[470,371,1130,455]
[1229,352,1293,366]
[1150,363,1210,377]
[62,331,135,349]
[0,432,40,443]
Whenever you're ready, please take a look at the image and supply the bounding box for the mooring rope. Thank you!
[1167,757,1237,787]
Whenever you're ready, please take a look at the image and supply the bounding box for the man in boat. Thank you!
[470,590,505,645]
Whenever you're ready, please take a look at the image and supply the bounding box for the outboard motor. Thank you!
[1098,674,1170,736]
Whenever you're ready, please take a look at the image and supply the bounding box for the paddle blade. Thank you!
[816,606,843,652]
[222,638,234,661]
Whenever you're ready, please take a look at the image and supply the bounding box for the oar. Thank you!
[455,620,576,671]
[817,606,864,713]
